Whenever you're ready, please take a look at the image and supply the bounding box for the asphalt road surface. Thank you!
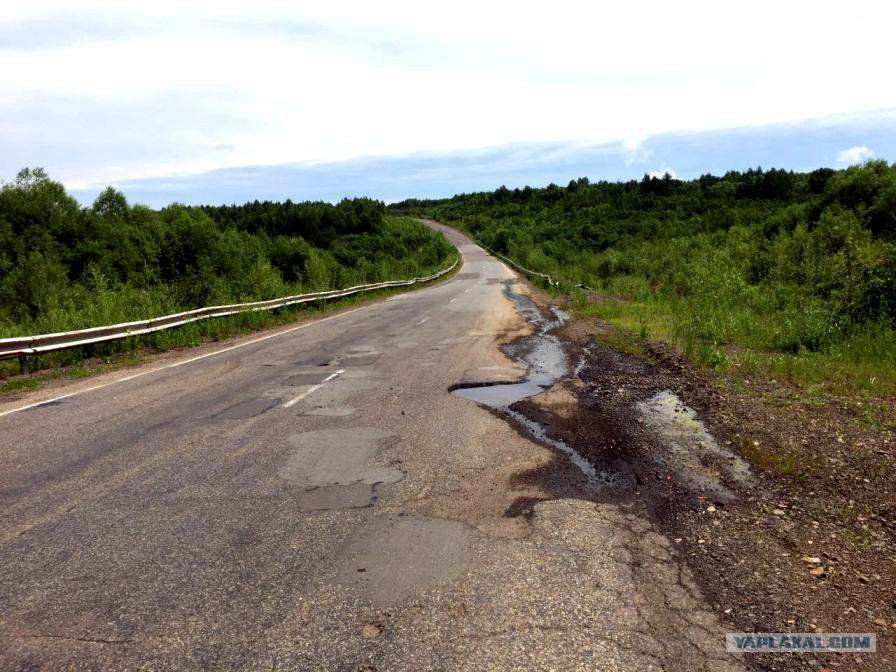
[0,224,743,671]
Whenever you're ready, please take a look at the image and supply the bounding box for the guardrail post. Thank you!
[18,354,28,375]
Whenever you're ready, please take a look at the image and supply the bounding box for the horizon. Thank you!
[3,2,896,207]
[64,110,896,207]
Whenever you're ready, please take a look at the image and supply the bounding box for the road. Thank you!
[0,224,742,671]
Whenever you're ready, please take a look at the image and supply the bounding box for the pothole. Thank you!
[215,397,280,419]
[284,372,333,386]
[295,482,381,512]
[451,290,567,409]
[301,405,357,417]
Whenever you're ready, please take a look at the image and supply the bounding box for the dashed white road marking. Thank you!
[283,369,344,408]
[0,307,368,419]
[416,317,430,326]
[321,369,344,383]
[284,385,323,407]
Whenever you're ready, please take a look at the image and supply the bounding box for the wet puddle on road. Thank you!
[451,291,568,408]
[451,288,616,487]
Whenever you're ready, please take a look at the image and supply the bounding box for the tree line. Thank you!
[391,162,896,366]
[0,168,453,337]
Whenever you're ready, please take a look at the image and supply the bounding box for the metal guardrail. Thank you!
[0,258,458,371]
[481,246,559,287]
[479,244,596,291]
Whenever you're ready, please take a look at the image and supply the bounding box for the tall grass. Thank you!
[578,281,896,397]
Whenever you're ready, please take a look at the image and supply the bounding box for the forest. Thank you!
[392,162,896,394]
[0,168,454,343]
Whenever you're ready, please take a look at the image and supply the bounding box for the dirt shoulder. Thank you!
[514,294,896,672]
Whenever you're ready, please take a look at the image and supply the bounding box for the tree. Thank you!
[92,187,129,219]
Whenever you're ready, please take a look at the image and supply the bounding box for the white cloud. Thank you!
[621,135,651,165]
[836,145,875,166]
[1,1,896,185]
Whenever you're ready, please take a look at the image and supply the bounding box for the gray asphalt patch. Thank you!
[296,483,378,511]
[341,353,380,366]
[333,515,473,606]
[279,427,403,487]
[216,397,280,419]
[284,373,328,386]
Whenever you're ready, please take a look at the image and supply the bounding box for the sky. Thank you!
[2,1,895,206]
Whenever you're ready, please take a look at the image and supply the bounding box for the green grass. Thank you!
[0,377,41,396]
[499,235,895,405]
[736,435,803,477]
[576,290,896,408]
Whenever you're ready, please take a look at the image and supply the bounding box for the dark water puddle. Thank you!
[451,287,618,487]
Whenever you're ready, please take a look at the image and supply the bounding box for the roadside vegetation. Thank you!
[393,162,896,399]
[0,168,454,377]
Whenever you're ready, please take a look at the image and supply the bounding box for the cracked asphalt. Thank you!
[0,223,744,671]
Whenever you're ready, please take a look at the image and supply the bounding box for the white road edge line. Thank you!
[0,308,367,419]
[321,369,344,383]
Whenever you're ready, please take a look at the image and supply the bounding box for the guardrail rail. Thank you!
[478,245,597,291]
[481,246,559,287]
[0,258,458,373]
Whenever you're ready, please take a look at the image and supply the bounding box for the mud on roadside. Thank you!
[492,287,895,672]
